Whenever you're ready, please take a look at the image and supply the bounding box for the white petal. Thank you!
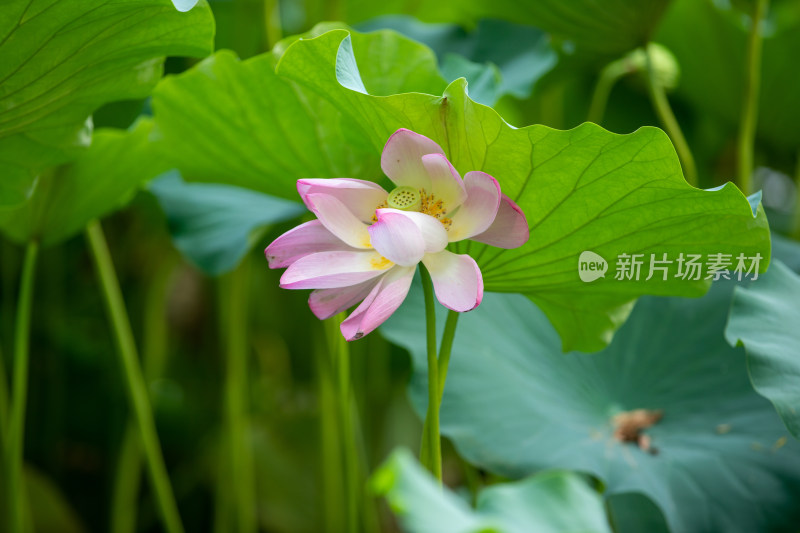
[265,220,354,269]
[448,171,501,242]
[297,178,387,222]
[340,266,416,341]
[471,194,530,249]
[422,251,484,312]
[421,153,467,210]
[368,210,426,266]
[280,251,393,289]
[306,193,372,249]
[381,128,444,190]
[308,278,381,320]
[375,209,448,253]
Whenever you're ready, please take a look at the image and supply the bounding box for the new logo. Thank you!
[578,251,608,282]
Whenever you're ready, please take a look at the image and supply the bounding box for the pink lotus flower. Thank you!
[265,129,529,340]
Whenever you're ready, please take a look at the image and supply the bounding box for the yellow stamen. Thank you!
[371,188,452,230]
[370,255,393,270]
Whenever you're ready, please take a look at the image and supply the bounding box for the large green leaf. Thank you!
[149,171,305,275]
[465,0,672,58]
[380,282,800,533]
[606,493,669,533]
[342,0,670,58]
[274,29,770,351]
[726,260,800,439]
[0,0,214,206]
[356,16,557,105]
[151,25,446,201]
[373,448,611,533]
[0,119,169,245]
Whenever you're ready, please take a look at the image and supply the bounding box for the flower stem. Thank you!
[419,266,442,482]
[324,314,360,533]
[4,241,38,533]
[85,220,185,533]
[263,0,282,49]
[0,337,9,441]
[316,329,346,533]
[219,259,258,533]
[644,44,698,187]
[110,257,175,533]
[587,59,629,125]
[738,0,769,195]
[436,310,460,397]
[419,307,461,484]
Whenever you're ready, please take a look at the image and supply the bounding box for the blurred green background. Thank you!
[3,0,800,531]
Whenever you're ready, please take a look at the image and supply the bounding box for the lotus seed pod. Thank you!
[627,43,680,91]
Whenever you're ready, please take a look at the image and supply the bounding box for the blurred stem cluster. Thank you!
[738,0,770,195]
[86,221,185,533]
[3,241,38,533]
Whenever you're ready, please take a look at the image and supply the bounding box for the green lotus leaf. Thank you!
[152,26,771,351]
[0,0,214,206]
[726,259,800,438]
[152,25,446,202]
[0,119,169,245]
[380,281,800,532]
[342,0,670,57]
[373,448,611,533]
[356,16,558,105]
[149,171,305,276]
[276,29,770,351]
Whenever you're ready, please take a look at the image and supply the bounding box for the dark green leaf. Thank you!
[607,493,670,533]
[343,0,670,57]
[373,448,611,533]
[0,119,169,245]
[381,282,800,532]
[0,0,214,206]
[152,24,445,201]
[726,260,800,438]
[149,171,304,275]
[356,16,557,104]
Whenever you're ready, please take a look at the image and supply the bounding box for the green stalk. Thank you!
[212,436,232,533]
[419,266,441,482]
[263,0,282,49]
[219,260,258,533]
[436,311,460,397]
[110,424,143,533]
[110,258,176,533]
[316,328,346,533]
[4,241,38,533]
[459,455,481,508]
[738,0,769,195]
[419,308,461,484]
[0,341,9,442]
[324,314,360,533]
[0,241,14,440]
[85,220,185,533]
[644,45,698,186]
[587,59,629,125]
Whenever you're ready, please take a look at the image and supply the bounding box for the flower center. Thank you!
[372,187,453,230]
[386,186,421,211]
